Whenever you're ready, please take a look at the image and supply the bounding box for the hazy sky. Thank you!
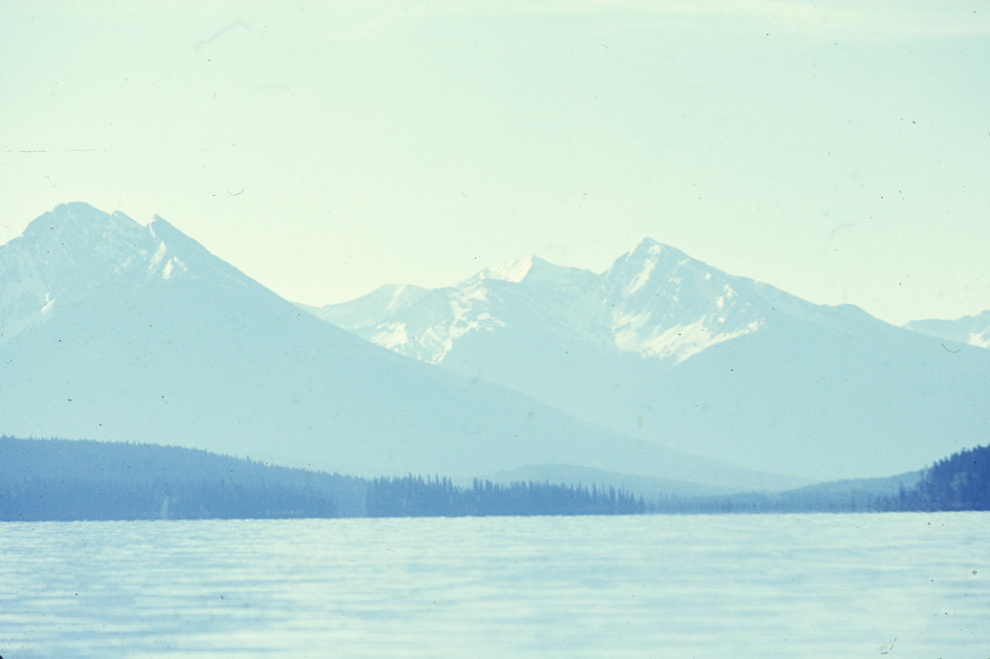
[2,0,988,325]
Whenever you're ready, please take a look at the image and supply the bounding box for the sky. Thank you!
[1,0,988,325]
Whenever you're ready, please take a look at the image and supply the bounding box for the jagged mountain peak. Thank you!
[144,213,234,282]
[303,237,990,481]
[617,238,709,279]
[479,255,536,283]
[626,236,688,259]
[312,236,773,370]
[2,204,153,343]
[607,238,720,295]
[310,236,896,374]
[475,255,597,292]
[8,204,198,285]
[4,202,797,492]
[20,202,146,249]
[0,203,261,345]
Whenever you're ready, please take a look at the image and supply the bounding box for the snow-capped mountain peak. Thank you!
[0,203,244,345]
[303,236,990,481]
[312,237,775,366]
[480,256,535,283]
[2,204,144,343]
[10,203,799,492]
[596,239,764,362]
[610,239,693,298]
[19,203,148,270]
[311,254,604,365]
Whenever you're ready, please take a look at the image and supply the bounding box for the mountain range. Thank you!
[904,311,990,349]
[305,239,990,481]
[0,203,792,494]
[3,202,986,489]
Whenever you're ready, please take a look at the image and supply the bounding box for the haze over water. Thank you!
[2,513,986,658]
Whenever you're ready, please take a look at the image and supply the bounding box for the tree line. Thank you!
[0,437,645,521]
[365,475,645,517]
[2,436,987,520]
[0,436,364,520]
[876,443,989,511]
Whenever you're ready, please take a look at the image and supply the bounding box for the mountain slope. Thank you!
[309,239,990,481]
[0,203,791,493]
[904,311,990,349]
[0,436,367,519]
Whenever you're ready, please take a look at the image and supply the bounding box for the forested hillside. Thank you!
[3,437,978,520]
[878,443,989,511]
[0,438,648,520]
[0,437,366,520]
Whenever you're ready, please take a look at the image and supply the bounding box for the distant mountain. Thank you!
[307,239,990,481]
[647,469,924,514]
[0,203,789,494]
[309,243,777,366]
[903,311,990,349]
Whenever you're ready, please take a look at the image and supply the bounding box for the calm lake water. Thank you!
[0,513,987,658]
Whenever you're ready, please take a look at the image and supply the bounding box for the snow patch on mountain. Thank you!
[161,257,188,280]
[481,256,534,283]
[969,329,990,348]
[298,232,990,482]
[371,322,409,349]
[415,283,508,363]
[386,285,417,312]
[313,238,774,368]
[623,253,656,297]
[599,239,766,362]
[6,202,806,491]
[612,311,762,363]
[149,241,168,271]
[0,203,220,346]
[903,310,990,349]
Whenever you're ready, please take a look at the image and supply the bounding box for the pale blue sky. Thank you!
[2,0,988,324]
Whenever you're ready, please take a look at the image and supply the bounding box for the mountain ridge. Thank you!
[307,236,990,480]
[904,310,990,349]
[0,203,798,494]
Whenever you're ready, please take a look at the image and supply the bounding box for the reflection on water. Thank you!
[1,513,987,658]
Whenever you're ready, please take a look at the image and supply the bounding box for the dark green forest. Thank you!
[0,436,366,520]
[877,443,990,511]
[652,442,988,514]
[0,437,646,520]
[366,475,645,517]
[1,436,987,521]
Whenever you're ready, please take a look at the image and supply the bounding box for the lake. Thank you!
[1,513,986,658]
